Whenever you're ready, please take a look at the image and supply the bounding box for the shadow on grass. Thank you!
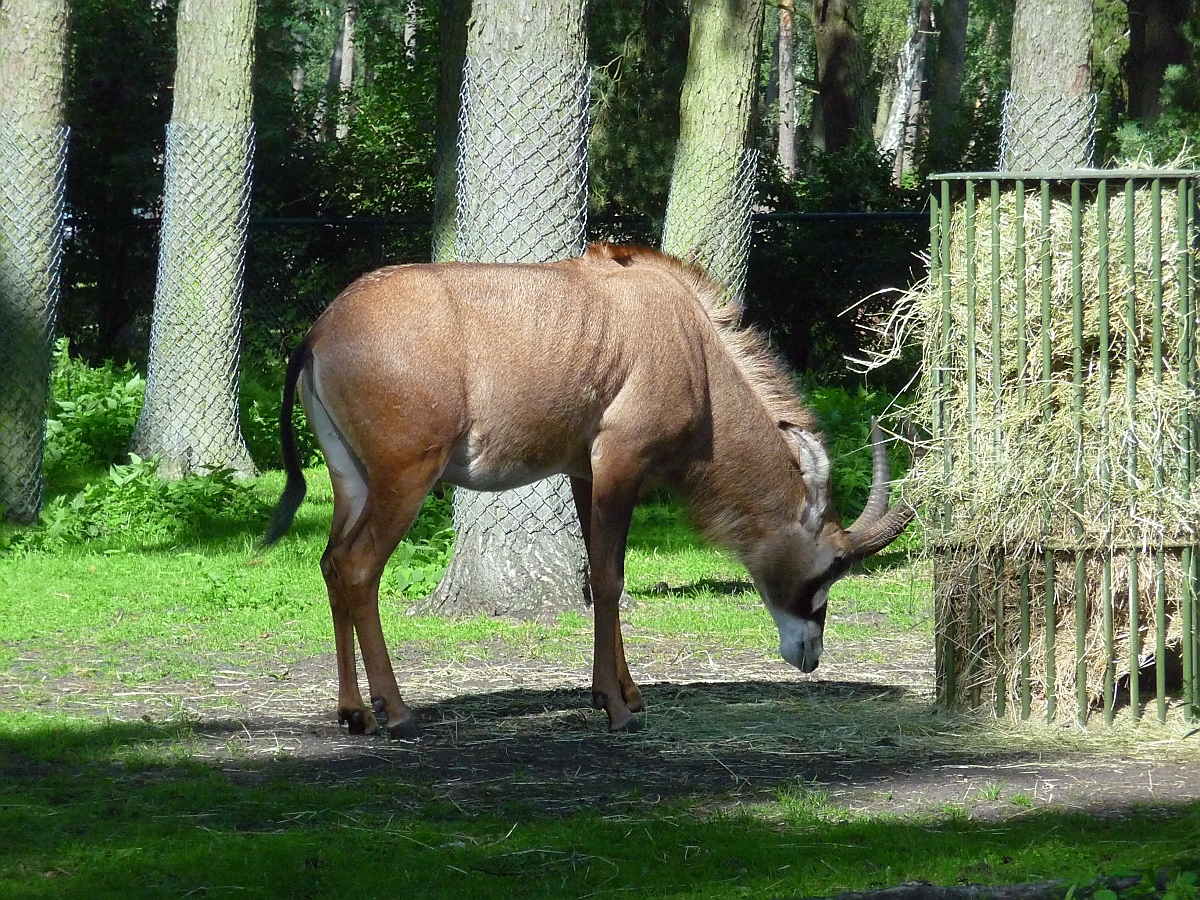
[2,698,1198,899]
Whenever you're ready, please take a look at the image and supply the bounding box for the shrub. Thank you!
[5,455,270,554]
[44,338,145,477]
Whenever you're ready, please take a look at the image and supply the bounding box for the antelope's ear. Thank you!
[779,422,830,531]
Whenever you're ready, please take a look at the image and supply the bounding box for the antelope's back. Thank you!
[303,247,717,476]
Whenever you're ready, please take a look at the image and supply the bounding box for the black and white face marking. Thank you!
[765,556,850,672]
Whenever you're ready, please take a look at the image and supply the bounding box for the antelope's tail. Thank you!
[262,340,312,547]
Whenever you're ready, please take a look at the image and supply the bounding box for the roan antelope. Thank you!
[263,242,914,737]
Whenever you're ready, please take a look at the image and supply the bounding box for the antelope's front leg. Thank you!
[582,470,641,732]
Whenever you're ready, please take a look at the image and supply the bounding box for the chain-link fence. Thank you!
[455,56,589,266]
[999,91,1097,171]
[422,54,592,618]
[0,116,67,523]
[130,121,256,478]
[661,144,758,305]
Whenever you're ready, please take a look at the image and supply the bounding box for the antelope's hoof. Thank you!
[591,691,607,710]
[624,689,645,713]
[387,716,422,741]
[608,713,642,734]
[338,706,378,736]
[372,696,387,717]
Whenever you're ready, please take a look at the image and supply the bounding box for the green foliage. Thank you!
[1111,64,1200,166]
[803,383,911,524]
[588,0,689,233]
[44,338,145,479]
[384,492,454,600]
[5,456,269,555]
[239,364,322,472]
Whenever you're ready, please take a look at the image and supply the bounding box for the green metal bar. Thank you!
[1016,181,1028,401]
[1046,549,1057,722]
[1178,178,1196,723]
[1152,179,1168,725]
[1011,179,1030,720]
[1099,179,1116,724]
[965,180,980,711]
[941,180,954,538]
[1041,180,1056,722]
[1072,180,1088,725]
[967,181,978,474]
[990,180,1005,719]
[1020,560,1031,719]
[1126,178,1141,720]
[969,562,981,709]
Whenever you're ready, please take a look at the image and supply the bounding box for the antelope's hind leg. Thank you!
[322,460,446,739]
[305,366,447,738]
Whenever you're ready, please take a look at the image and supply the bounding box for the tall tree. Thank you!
[1125,0,1190,123]
[811,0,871,152]
[660,0,765,299]
[1001,0,1094,169]
[430,0,469,262]
[876,0,932,181]
[0,0,69,523]
[778,0,799,180]
[131,0,257,478]
[426,0,591,618]
[926,0,970,165]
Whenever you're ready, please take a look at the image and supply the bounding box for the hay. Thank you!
[870,176,1200,720]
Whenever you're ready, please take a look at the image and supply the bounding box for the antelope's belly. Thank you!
[441,430,590,491]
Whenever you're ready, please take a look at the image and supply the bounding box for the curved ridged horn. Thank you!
[848,417,891,532]
[845,417,916,560]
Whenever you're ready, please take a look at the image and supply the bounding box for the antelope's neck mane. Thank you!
[585,242,817,552]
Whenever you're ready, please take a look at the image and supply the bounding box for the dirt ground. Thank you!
[7,624,1200,822]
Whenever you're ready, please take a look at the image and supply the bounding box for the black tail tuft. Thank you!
[262,341,312,548]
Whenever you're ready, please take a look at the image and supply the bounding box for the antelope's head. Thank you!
[749,418,915,674]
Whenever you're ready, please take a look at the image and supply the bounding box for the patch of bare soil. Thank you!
[5,627,1200,819]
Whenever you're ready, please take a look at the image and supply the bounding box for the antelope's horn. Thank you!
[845,417,916,560]
[848,417,892,532]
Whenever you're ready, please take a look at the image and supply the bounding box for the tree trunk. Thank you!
[811,0,870,152]
[425,0,591,619]
[131,0,256,479]
[876,0,926,172]
[431,0,470,262]
[660,0,764,302]
[1001,0,1094,170]
[334,1,357,140]
[0,0,69,523]
[1125,0,1190,123]
[926,0,969,163]
[778,0,798,180]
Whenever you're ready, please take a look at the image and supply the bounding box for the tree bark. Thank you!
[334,1,357,140]
[425,0,591,619]
[778,0,798,180]
[0,0,69,523]
[1001,0,1094,170]
[811,0,870,152]
[131,0,256,479]
[660,0,764,301]
[1125,0,1190,123]
[876,0,928,180]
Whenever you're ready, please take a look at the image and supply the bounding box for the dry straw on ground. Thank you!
[871,177,1199,719]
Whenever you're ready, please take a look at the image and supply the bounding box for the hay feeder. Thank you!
[910,170,1200,725]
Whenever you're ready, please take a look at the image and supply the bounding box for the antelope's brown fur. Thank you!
[265,242,911,737]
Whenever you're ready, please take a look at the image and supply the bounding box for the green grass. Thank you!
[3,467,1198,898]
[1,711,1197,898]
